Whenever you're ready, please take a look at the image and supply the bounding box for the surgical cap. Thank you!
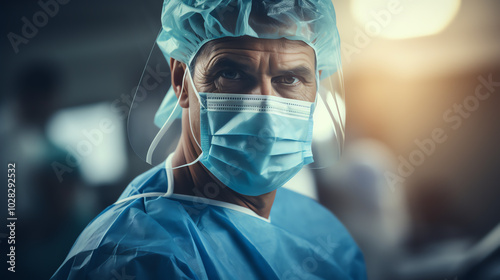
[157,0,341,78]
[129,0,346,166]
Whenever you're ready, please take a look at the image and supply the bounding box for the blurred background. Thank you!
[1,0,499,279]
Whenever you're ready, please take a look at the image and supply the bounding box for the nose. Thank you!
[249,76,276,96]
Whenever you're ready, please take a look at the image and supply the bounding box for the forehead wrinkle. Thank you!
[197,38,316,76]
[204,51,261,74]
[206,50,314,71]
[204,36,313,55]
[271,52,315,75]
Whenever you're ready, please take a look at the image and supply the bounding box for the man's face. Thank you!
[191,36,317,102]
[182,36,317,154]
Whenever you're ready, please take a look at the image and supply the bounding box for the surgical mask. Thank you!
[187,70,316,196]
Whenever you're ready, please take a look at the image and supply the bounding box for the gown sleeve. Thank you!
[51,247,199,280]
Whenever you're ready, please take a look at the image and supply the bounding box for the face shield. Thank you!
[127,0,345,169]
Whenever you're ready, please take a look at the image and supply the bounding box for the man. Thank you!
[52,0,366,279]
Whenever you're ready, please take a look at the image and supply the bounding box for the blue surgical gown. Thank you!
[52,162,367,279]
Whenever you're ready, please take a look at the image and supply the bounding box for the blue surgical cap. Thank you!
[154,0,342,128]
[157,0,341,76]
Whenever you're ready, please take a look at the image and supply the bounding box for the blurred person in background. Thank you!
[0,61,84,278]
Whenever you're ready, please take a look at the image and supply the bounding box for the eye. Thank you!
[274,76,301,86]
[220,70,243,80]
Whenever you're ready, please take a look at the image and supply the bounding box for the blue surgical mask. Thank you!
[188,71,316,196]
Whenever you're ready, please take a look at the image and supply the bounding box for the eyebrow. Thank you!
[206,57,253,74]
[276,66,314,79]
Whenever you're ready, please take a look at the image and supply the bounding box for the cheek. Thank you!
[301,85,317,102]
[311,82,318,101]
[198,81,218,93]
[278,84,316,102]
[303,76,318,102]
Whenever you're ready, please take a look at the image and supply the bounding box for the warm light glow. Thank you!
[313,91,345,142]
[350,0,461,39]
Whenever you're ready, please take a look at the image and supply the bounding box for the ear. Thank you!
[170,58,189,108]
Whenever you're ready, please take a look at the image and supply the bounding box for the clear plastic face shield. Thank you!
[127,0,345,170]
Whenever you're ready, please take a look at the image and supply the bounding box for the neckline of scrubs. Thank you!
[164,153,271,223]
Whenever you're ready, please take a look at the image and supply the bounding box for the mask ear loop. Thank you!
[160,68,205,197]
[146,67,206,168]
[146,68,189,164]
[186,68,204,151]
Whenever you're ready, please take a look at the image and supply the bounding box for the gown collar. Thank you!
[165,153,271,223]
